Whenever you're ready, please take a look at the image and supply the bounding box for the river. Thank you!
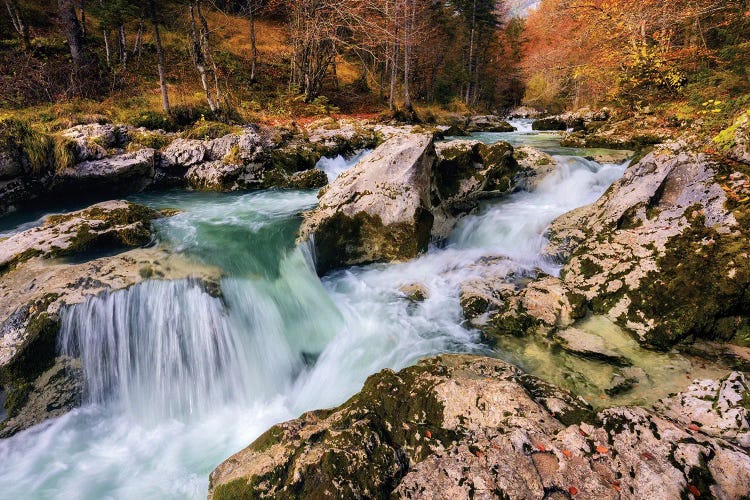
[0,121,727,498]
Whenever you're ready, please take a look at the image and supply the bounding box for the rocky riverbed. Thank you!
[0,113,749,498]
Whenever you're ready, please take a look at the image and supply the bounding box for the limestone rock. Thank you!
[0,357,82,438]
[161,138,208,169]
[0,200,160,273]
[513,146,557,190]
[431,140,523,239]
[460,265,586,339]
[400,283,429,301]
[654,371,750,448]
[298,133,436,274]
[56,148,155,189]
[0,201,222,437]
[210,355,750,500]
[466,115,516,133]
[61,123,130,162]
[532,118,567,131]
[546,142,749,348]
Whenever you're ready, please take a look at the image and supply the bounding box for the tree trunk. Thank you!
[196,1,221,105]
[79,0,86,41]
[465,0,476,105]
[133,19,144,57]
[118,25,127,69]
[5,0,31,50]
[149,0,170,113]
[188,1,216,111]
[103,29,111,68]
[403,0,412,111]
[58,0,85,70]
[248,0,257,83]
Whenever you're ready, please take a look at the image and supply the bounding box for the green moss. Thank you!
[578,257,604,278]
[626,208,750,349]
[127,130,172,151]
[3,383,31,418]
[249,426,286,453]
[211,478,254,500]
[312,208,433,275]
[0,295,61,388]
[183,120,236,140]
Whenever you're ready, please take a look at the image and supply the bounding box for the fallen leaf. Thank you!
[475,450,484,459]
[562,449,573,458]
[568,486,579,495]
[535,443,546,452]
[596,445,609,454]
[688,424,699,432]
[688,484,701,497]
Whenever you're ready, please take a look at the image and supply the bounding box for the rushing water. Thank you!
[0,122,728,498]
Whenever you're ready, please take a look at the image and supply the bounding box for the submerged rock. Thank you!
[554,327,631,366]
[210,354,750,499]
[298,133,436,274]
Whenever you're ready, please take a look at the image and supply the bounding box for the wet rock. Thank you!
[532,118,567,131]
[0,201,221,437]
[298,133,435,274]
[274,168,328,190]
[546,142,749,348]
[211,354,750,500]
[431,140,524,239]
[654,371,750,448]
[460,266,587,339]
[400,283,429,301]
[0,357,82,438]
[0,200,160,273]
[554,328,631,366]
[513,146,557,190]
[466,116,516,133]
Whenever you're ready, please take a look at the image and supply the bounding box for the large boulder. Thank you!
[0,200,160,273]
[60,123,130,162]
[209,355,750,500]
[54,148,155,192]
[466,115,516,133]
[532,117,567,131]
[431,140,525,239]
[298,133,436,274]
[546,142,749,348]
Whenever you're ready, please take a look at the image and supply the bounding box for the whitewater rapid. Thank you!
[0,125,628,498]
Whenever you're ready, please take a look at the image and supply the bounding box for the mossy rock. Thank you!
[313,209,433,275]
[532,118,567,131]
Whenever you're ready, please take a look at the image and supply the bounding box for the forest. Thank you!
[1,0,745,131]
